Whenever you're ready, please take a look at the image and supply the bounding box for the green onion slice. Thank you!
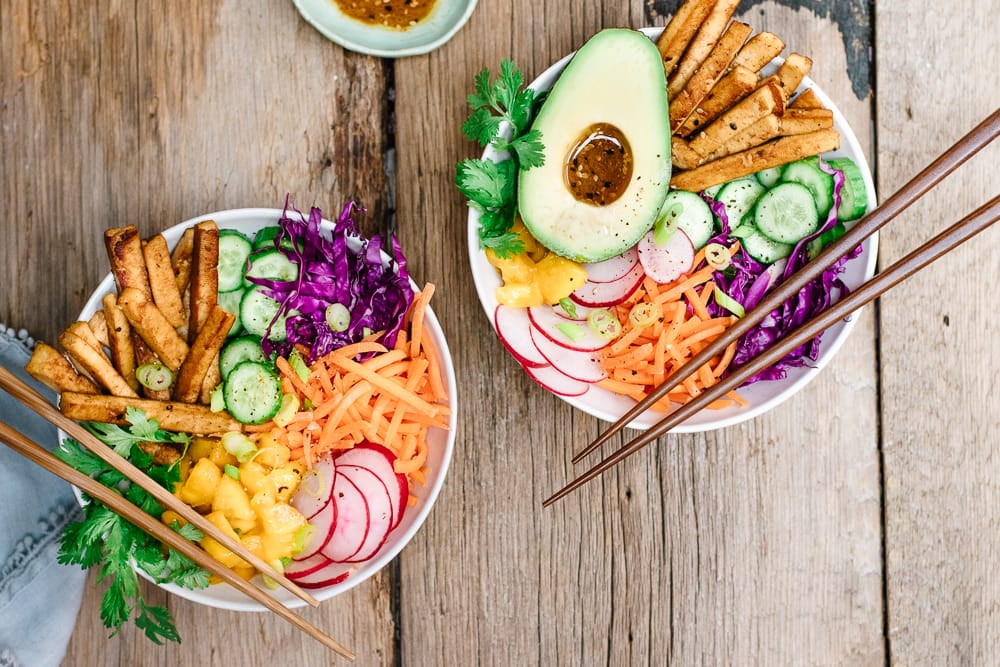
[714,288,745,318]
[555,321,584,343]
[628,302,659,328]
[325,302,351,332]
[704,243,731,271]
[558,297,579,319]
[136,363,173,391]
[586,308,622,340]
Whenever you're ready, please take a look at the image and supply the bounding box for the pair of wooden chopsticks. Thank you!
[544,107,1000,507]
[0,367,354,660]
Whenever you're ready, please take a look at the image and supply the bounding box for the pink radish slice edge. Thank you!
[335,443,409,530]
[580,246,639,283]
[286,552,334,579]
[524,364,591,397]
[291,456,335,520]
[336,465,394,563]
[494,305,547,368]
[529,326,607,383]
[527,306,612,353]
[570,262,644,307]
[293,497,336,560]
[321,473,370,563]
[637,228,694,284]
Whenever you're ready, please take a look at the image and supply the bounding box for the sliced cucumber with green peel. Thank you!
[223,360,282,425]
[755,166,783,188]
[219,335,268,380]
[753,182,820,244]
[826,157,869,222]
[253,225,281,251]
[240,286,297,341]
[702,183,723,199]
[716,177,766,236]
[658,190,714,250]
[217,230,253,293]
[244,248,298,288]
[741,229,793,264]
[216,288,246,338]
[780,158,834,218]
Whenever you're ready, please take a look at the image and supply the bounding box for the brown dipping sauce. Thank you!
[564,123,633,207]
[332,0,436,30]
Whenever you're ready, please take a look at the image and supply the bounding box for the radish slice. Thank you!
[529,326,607,383]
[321,473,370,562]
[570,262,644,307]
[288,558,351,589]
[337,465,394,563]
[335,443,408,529]
[294,497,336,560]
[494,305,547,368]
[524,364,591,397]
[637,228,695,284]
[580,246,639,283]
[286,552,334,579]
[527,306,612,353]
[550,301,595,322]
[291,455,335,520]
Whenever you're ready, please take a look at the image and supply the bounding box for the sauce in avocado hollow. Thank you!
[564,123,633,207]
[332,0,436,30]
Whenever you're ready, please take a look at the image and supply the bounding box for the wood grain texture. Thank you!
[394,0,881,664]
[875,0,1000,663]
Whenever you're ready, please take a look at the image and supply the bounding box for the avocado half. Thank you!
[518,29,672,263]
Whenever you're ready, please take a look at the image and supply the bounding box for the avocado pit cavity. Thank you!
[565,123,633,207]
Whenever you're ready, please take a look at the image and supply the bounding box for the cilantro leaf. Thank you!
[458,59,546,257]
[134,601,181,645]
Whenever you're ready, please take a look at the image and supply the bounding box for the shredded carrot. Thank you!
[597,264,744,413]
[273,284,449,498]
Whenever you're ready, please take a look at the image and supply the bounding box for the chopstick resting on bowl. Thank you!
[0,365,318,607]
[0,419,355,660]
[544,106,1000,507]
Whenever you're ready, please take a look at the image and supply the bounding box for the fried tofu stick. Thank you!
[188,220,219,344]
[655,0,718,78]
[688,80,786,158]
[88,310,110,349]
[104,226,152,299]
[758,52,813,98]
[676,64,758,138]
[143,234,186,330]
[25,342,100,394]
[789,87,824,109]
[670,128,841,192]
[173,305,234,404]
[59,392,242,435]
[171,227,196,293]
[59,330,138,398]
[667,0,741,98]
[730,31,785,73]
[102,293,139,393]
[670,21,752,133]
[117,286,189,371]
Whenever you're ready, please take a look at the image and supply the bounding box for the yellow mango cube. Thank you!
[177,458,222,508]
[201,511,248,569]
[212,475,257,535]
[535,254,588,304]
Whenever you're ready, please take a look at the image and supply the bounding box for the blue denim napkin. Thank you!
[0,326,86,667]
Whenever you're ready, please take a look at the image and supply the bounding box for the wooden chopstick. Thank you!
[0,420,355,660]
[545,192,1000,506]
[572,107,1000,464]
[0,365,319,608]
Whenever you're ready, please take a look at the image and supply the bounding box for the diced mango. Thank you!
[535,254,589,304]
[485,225,588,307]
[177,457,222,508]
[239,460,270,496]
[212,475,257,535]
[255,442,291,469]
[268,465,302,503]
[207,439,238,469]
[201,511,248,569]
[188,436,216,462]
[495,282,544,307]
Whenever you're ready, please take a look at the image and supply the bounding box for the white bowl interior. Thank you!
[466,28,878,433]
[293,0,478,58]
[72,208,457,611]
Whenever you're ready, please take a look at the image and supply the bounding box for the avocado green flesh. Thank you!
[518,29,672,264]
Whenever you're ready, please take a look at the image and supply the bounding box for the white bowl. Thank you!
[292,0,477,58]
[466,28,878,433]
[73,207,457,610]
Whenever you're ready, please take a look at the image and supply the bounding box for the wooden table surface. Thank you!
[2,0,998,664]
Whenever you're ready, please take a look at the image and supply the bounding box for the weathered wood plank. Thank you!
[876,0,1000,663]
[394,0,882,664]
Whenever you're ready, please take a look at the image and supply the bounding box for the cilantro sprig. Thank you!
[456,59,546,258]
[56,409,208,645]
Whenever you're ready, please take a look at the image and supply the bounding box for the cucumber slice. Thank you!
[658,190,714,249]
[753,182,820,244]
[216,288,246,338]
[223,360,282,425]
[716,177,766,236]
[780,158,834,218]
[252,225,281,250]
[702,183,723,199]
[244,248,299,288]
[219,334,268,380]
[240,287,298,341]
[741,229,793,264]
[755,166,783,188]
[217,230,253,293]
[806,220,847,261]
[827,157,869,222]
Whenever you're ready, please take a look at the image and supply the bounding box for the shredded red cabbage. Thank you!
[249,198,414,362]
[700,159,863,385]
